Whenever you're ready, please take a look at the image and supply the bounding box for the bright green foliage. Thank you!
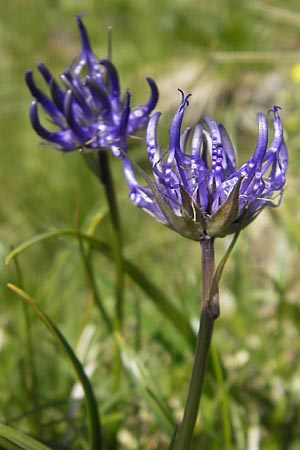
[1,1,300,449]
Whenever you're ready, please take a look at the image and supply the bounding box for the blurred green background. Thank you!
[1,0,300,449]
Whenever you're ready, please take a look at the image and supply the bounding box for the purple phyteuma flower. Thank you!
[25,15,158,156]
[123,90,288,240]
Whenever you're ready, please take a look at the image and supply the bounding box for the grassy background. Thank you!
[1,0,300,449]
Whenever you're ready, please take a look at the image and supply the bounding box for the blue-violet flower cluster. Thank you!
[123,90,288,240]
[25,16,158,155]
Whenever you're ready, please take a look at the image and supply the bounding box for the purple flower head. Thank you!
[123,90,288,240]
[25,15,158,156]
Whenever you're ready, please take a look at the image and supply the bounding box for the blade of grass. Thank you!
[76,228,113,334]
[12,252,40,434]
[0,423,52,450]
[7,283,102,450]
[6,229,195,347]
[115,332,175,435]
[211,344,232,450]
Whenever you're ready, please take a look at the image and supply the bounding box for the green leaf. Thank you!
[0,423,51,450]
[6,229,195,347]
[7,283,102,450]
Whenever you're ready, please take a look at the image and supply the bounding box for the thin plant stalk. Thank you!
[174,238,219,450]
[97,150,124,402]
[97,151,125,331]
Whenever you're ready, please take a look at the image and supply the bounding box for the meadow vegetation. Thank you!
[1,0,300,449]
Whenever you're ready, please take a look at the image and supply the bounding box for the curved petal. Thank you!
[84,76,112,118]
[251,112,269,167]
[64,90,91,142]
[169,90,191,152]
[219,124,236,175]
[25,70,65,126]
[77,15,93,54]
[99,59,120,100]
[190,124,203,158]
[49,78,65,112]
[29,101,76,151]
[205,117,224,188]
[137,77,159,117]
[119,90,131,150]
[60,74,92,118]
[146,112,161,164]
[37,62,53,84]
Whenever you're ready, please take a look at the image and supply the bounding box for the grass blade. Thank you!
[7,283,102,450]
[6,230,195,347]
[0,423,51,450]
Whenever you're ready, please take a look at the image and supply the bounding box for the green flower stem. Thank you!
[96,150,124,403]
[174,238,219,450]
[97,151,124,331]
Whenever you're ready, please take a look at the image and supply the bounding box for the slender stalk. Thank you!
[97,151,124,401]
[174,238,219,450]
[97,151,125,331]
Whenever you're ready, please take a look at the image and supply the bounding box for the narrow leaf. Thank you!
[0,423,51,450]
[7,284,102,450]
[6,230,195,347]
